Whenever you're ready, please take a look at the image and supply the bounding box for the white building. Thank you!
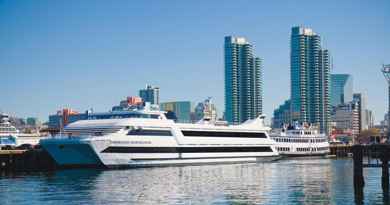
[331,102,360,135]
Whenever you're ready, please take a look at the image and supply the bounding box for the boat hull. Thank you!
[105,156,281,168]
[41,138,279,168]
[40,138,104,167]
[279,152,330,157]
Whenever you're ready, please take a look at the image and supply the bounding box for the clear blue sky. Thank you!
[1,0,389,123]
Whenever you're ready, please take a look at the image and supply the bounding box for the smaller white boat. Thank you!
[0,113,18,148]
[270,122,330,157]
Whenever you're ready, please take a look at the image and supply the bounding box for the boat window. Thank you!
[127,129,172,136]
[89,113,160,120]
[102,146,274,153]
[181,131,267,138]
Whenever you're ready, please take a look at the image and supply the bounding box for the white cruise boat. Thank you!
[0,113,18,148]
[270,123,330,157]
[40,108,279,168]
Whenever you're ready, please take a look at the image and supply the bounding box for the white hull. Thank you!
[42,137,278,168]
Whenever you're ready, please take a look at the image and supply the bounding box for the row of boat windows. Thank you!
[274,138,327,143]
[277,147,290,152]
[289,131,314,135]
[126,129,266,138]
[88,114,160,120]
[0,128,17,132]
[101,146,273,153]
[296,147,329,152]
[127,129,172,136]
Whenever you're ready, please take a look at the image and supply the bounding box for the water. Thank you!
[0,159,387,205]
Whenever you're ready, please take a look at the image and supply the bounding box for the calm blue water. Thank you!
[0,159,387,205]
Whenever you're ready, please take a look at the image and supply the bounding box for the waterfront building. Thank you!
[290,26,331,134]
[194,97,217,122]
[331,102,360,136]
[272,100,292,128]
[331,74,353,107]
[113,96,144,111]
[48,108,86,130]
[353,93,368,131]
[160,101,192,123]
[224,36,263,124]
[139,85,160,105]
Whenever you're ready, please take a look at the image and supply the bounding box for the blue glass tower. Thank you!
[331,74,353,107]
[224,36,263,124]
[290,26,331,133]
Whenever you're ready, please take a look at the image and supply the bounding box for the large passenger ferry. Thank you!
[40,106,279,168]
[270,123,330,157]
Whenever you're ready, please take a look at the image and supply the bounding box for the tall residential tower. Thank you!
[224,36,263,124]
[290,26,331,133]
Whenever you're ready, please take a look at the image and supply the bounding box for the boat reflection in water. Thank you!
[1,159,389,204]
[88,159,335,204]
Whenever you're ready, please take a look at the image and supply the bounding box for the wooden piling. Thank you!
[353,145,365,187]
[352,145,364,204]
[380,145,390,202]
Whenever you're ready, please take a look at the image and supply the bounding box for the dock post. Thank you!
[352,145,364,204]
[381,146,389,203]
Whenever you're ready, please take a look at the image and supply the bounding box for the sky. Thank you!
[1,0,389,124]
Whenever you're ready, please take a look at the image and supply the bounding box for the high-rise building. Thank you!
[365,109,374,128]
[353,93,368,131]
[139,85,160,105]
[331,74,353,107]
[331,102,360,136]
[272,100,292,128]
[224,36,263,124]
[290,26,331,133]
[160,101,192,123]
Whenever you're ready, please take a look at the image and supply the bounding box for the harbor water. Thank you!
[0,158,388,205]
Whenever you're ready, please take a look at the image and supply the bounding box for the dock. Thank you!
[329,144,352,157]
[352,144,390,204]
[0,149,57,171]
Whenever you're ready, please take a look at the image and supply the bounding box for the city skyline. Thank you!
[1,1,389,124]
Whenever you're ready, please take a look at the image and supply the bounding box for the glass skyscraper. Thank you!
[139,85,160,105]
[224,36,263,124]
[331,74,353,107]
[290,26,331,133]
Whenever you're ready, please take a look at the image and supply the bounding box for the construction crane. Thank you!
[382,64,390,138]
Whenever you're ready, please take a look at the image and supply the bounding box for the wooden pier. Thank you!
[329,144,352,157]
[352,144,390,204]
